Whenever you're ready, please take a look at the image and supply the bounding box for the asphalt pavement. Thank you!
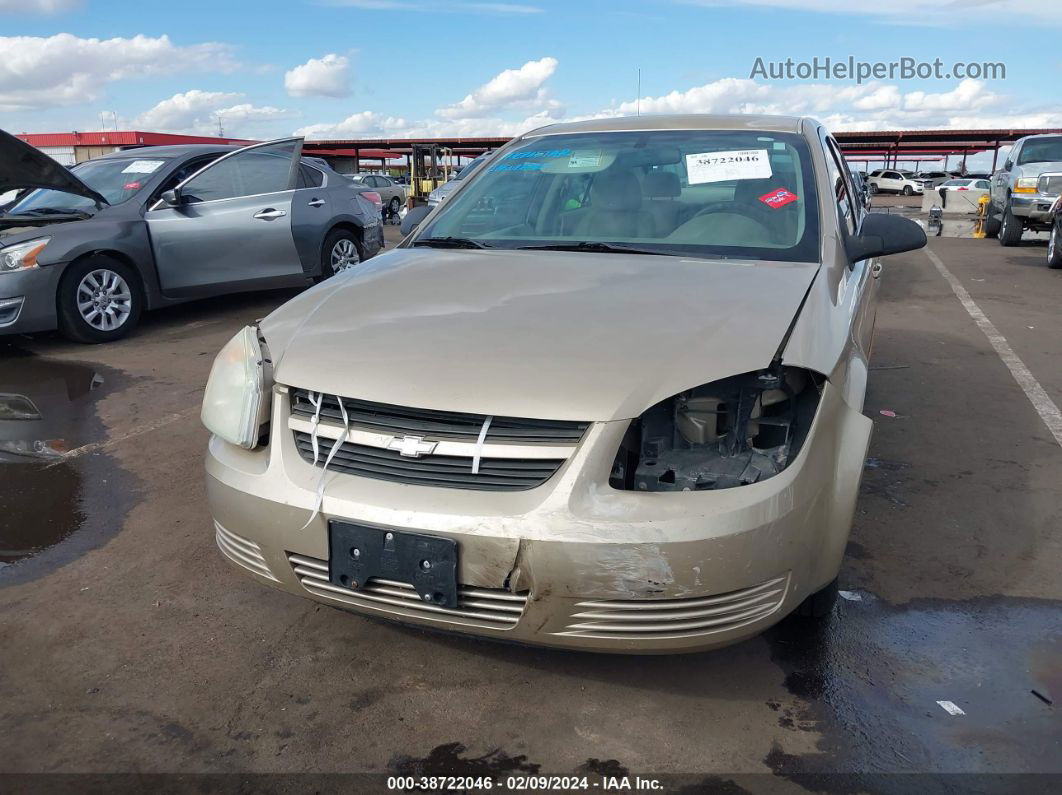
[0,222,1059,792]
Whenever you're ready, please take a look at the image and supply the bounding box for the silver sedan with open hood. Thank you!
[203,114,926,653]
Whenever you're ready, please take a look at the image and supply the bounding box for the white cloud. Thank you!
[902,78,999,112]
[284,53,351,98]
[0,33,237,112]
[437,56,560,119]
[134,89,297,136]
[0,0,80,12]
[677,0,1062,27]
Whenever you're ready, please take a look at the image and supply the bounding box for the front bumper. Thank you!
[0,265,62,334]
[1009,192,1058,222]
[206,382,872,653]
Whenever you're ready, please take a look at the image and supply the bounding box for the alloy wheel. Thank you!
[330,238,360,274]
[76,269,132,331]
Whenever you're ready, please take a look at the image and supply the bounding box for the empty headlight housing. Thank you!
[201,325,271,449]
[610,367,824,492]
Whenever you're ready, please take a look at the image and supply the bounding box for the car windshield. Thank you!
[416,130,820,263]
[6,156,167,215]
[1017,137,1062,165]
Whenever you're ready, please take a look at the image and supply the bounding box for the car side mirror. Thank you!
[400,204,431,236]
[1004,160,1013,171]
[160,188,183,208]
[848,213,927,263]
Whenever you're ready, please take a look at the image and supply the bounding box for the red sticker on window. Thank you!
[758,188,798,208]
[123,181,141,191]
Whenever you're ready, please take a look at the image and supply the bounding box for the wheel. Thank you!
[321,228,362,279]
[388,197,401,217]
[57,255,142,344]
[984,201,1001,237]
[793,577,839,619]
[902,185,913,196]
[868,183,879,195]
[1048,219,1062,269]
[998,200,1023,246]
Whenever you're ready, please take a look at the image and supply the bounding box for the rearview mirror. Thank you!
[400,204,431,236]
[848,213,927,263]
[160,188,183,208]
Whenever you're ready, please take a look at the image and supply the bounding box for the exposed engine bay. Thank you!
[610,367,823,491]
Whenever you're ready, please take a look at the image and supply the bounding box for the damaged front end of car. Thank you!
[610,366,823,492]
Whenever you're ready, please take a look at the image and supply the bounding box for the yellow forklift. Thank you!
[407,144,454,205]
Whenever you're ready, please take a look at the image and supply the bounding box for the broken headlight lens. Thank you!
[201,326,271,449]
[609,367,823,492]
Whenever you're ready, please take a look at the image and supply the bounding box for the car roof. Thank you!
[95,144,240,160]
[523,113,808,138]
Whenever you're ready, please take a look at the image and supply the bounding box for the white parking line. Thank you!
[925,247,1062,449]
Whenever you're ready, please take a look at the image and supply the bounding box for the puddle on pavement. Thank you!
[0,349,128,571]
[764,594,1060,790]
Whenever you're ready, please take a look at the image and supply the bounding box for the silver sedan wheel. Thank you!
[77,269,132,331]
[330,238,360,274]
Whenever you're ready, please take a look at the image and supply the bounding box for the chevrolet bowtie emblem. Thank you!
[387,435,438,458]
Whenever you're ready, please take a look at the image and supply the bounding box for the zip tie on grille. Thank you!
[300,392,349,530]
[306,390,323,464]
[471,415,493,475]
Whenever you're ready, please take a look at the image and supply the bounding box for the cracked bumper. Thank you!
[206,383,872,653]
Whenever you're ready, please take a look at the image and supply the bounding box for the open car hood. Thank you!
[264,248,821,422]
[0,128,108,206]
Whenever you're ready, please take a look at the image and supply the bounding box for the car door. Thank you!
[144,138,306,297]
[288,162,331,277]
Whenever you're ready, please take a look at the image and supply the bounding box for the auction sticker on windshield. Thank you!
[121,160,165,174]
[686,149,772,184]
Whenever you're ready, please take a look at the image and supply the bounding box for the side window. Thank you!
[822,136,856,236]
[181,140,298,203]
[377,176,392,187]
[297,163,324,189]
[976,180,990,190]
[156,155,221,198]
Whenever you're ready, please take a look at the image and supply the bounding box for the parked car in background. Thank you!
[914,171,958,189]
[938,178,991,192]
[347,173,406,216]
[0,131,382,343]
[427,152,493,207]
[988,134,1062,246]
[866,169,924,195]
[203,113,926,653]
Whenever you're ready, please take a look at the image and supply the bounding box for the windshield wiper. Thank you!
[13,207,92,219]
[517,241,671,256]
[412,236,492,249]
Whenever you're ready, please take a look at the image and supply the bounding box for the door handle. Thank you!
[253,208,286,220]
[871,261,883,278]
[307,198,325,208]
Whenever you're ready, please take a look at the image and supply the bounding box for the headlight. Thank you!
[0,237,50,273]
[609,367,823,492]
[1014,177,1039,194]
[201,326,271,449]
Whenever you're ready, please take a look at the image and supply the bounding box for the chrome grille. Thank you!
[293,431,565,491]
[215,522,278,582]
[290,389,588,443]
[288,552,528,630]
[555,575,789,640]
[1037,174,1062,196]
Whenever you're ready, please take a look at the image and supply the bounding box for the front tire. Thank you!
[998,200,1023,246]
[902,185,913,196]
[793,577,839,619]
[57,255,142,344]
[1048,219,1062,269]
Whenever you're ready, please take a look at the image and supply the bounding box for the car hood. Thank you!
[264,248,820,422]
[0,128,108,206]
[1017,161,1062,179]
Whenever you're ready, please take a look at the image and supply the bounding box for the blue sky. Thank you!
[2,0,1060,170]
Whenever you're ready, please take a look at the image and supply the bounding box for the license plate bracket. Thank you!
[328,520,458,608]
